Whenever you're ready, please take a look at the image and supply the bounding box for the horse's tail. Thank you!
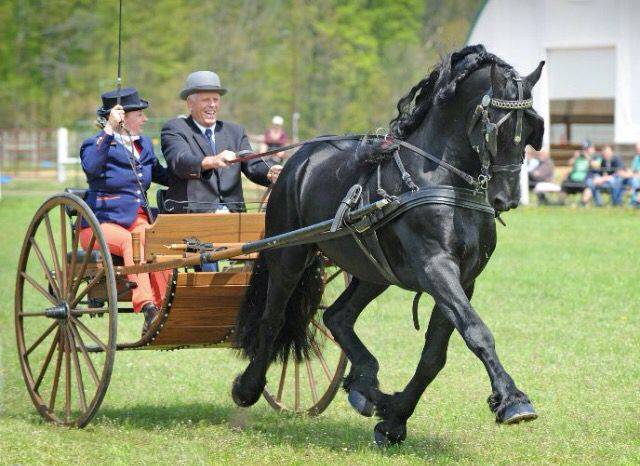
[235,252,324,363]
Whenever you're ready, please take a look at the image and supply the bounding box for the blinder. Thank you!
[467,75,535,189]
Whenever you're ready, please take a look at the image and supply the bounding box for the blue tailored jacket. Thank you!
[80,131,169,228]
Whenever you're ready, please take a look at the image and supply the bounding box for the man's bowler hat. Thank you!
[97,87,149,117]
[180,71,227,100]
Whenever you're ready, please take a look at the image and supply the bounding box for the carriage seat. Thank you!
[66,250,125,266]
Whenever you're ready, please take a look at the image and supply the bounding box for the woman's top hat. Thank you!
[97,87,149,117]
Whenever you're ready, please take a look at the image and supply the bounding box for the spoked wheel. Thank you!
[15,193,117,427]
[257,187,272,213]
[263,260,349,416]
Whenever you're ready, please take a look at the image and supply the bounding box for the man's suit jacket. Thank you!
[161,116,270,212]
[80,131,169,227]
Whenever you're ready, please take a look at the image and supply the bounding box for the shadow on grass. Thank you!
[94,401,465,459]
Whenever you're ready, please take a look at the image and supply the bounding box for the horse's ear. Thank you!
[490,63,507,90]
[524,61,545,88]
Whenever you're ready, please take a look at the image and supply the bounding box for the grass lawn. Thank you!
[0,186,639,465]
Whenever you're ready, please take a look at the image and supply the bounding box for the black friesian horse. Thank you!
[233,45,545,445]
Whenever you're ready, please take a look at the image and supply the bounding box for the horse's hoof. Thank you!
[348,390,374,417]
[500,401,538,424]
[373,422,405,447]
[231,374,259,408]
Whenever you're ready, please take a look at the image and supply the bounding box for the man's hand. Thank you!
[202,150,236,170]
[104,105,125,135]
[267,164,283,183]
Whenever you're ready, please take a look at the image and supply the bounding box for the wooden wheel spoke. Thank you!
[49,336,64,411]
[43,213,62,292]
[19,311,49,317]
[64,324,72,423]
[66,214,82,299]
[311,340,333,384]
[71,316,107,352]
[67,323,87,412]
[69,233,95,302]
[311,319,338,345]
[21,272,58,306]
[294,360,300,412]
[305,358,319,405]
[25,322,58,356]
[70,268,104,309]
[68,321,100,386]
[276,359,288,402]
[30,238,61,300]
[60,206,68,294]
[34,326,61,391]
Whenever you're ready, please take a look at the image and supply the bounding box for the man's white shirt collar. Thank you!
[193,120,216,139]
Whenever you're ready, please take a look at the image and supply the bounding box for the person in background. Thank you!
[560,148,591,200]
[619,142,640,206]
[528,149,555,204]
[584,145,625,206]
[79,88,170,335]
[264,115,288,150]
[264,115,288,162]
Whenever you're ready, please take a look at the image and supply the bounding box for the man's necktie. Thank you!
[204,128,216,155]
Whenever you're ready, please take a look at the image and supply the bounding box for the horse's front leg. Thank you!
[421,258,537,424]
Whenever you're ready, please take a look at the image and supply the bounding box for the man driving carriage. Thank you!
[160,70,283,214]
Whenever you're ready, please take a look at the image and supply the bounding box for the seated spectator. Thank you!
[526,148,541,189]
[528,149,555,204]
[630,148,640,206]
[560,149,591,197]
[618,142,640,206]
[584,145,625,206]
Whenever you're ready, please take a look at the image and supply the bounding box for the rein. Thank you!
[228,78,532,195]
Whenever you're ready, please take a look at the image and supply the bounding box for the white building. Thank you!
[467,0,640,159]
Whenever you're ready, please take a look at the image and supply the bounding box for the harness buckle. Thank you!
[475,173,490,193]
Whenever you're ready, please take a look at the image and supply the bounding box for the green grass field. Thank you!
[1,186,639,465]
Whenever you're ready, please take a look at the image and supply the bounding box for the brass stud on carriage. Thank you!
[15,191,348,427]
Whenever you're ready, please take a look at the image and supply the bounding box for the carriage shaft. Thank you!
[114,198,390,276]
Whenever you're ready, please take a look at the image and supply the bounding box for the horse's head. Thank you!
[466,61,545,212]
[390,46,546,213]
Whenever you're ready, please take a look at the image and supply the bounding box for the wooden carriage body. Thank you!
[133,212,265,350]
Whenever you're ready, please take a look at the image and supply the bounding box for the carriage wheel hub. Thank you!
[45,302,69,319]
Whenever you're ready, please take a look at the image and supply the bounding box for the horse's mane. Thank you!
[390,44,513,138]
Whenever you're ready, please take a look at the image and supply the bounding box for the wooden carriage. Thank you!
[15,192,348,427]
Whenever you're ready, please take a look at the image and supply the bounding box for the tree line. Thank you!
[0,0,482,138]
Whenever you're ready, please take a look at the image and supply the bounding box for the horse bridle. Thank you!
[466,75,534,190]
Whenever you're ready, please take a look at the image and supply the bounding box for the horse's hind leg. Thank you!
[323,277,387,417]
[232,246,314,407]
[370,303,454,445]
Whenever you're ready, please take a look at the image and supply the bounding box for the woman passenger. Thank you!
[79,87,170,336]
